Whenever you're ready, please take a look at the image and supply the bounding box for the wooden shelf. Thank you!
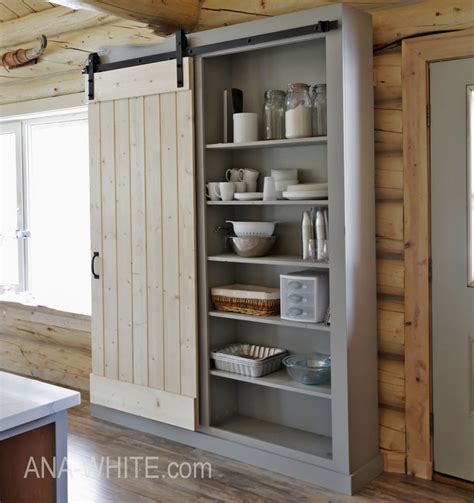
[209,415,333,461]
[210,368,331,399]
[206,137,327,150]
[209,310,330,331]
[208,254,330,268]
[207,200,329,206]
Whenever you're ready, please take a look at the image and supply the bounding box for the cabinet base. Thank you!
[92,404,382,495]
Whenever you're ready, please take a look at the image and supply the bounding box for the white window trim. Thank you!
[0,107,88,311]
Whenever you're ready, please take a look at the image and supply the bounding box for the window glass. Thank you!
[27,116,91,314]
[0,130,20,289]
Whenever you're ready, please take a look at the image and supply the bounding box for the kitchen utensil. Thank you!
[302,211,311,260]
[206,182,221,201]
[285,182,328,192]
[234,192,263,201]
[226,168,243,182]
[263,176,277,201]
[233,113,258,143]
[271,169,298,181]
[211,284,280,316]
[211,343,287,377]
[282,190,328,200]
[231,88,243,114]
[228,236,277,257]
[226,221,277,237]
[233,181,246,193]
[215,182,235,201]
[283,353,331,385]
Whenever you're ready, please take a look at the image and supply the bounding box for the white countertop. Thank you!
[0,371,81,432]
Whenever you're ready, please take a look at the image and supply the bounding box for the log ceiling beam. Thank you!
[51,0,201,33]
[0,6,120,49]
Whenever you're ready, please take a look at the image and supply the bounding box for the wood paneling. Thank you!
[89,59,198,429]
[378,358,405,408]
[379,407,405,452]
[377,259,404,296]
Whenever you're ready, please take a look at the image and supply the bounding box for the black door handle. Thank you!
[91,252,100,279]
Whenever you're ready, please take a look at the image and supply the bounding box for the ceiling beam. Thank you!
[51,0,201,33]
[0,6,119,49]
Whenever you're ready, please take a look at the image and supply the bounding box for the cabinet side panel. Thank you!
[342,5,379,471]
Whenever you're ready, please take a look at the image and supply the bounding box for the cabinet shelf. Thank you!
[207,200,329,206]
[210,368,332,399]
[208,254,330,268]
[207,415,333,461]
[206,137,327,150]
[209,310,330,331]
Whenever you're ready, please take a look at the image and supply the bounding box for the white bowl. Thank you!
[286,182,328,192]
[226,221,277,237]
[271,169,298,181]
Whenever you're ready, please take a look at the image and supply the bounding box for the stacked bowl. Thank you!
[271,169,299,199]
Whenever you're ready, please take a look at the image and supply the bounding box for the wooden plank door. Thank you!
[88,59,198,430]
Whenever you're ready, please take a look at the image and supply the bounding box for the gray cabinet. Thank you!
[91,3,380,494]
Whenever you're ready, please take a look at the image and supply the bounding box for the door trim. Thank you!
[402,28,474,480]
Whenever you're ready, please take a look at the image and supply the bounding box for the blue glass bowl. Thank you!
[283,353,331,385]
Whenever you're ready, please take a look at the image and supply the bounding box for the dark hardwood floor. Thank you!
[67,400,473,502]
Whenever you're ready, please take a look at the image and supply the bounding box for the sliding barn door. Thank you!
[88,59,198,430]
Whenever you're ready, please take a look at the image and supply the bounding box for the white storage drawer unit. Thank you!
[281,271,329,323]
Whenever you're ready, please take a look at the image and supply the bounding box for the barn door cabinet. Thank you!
[88,4,380,494]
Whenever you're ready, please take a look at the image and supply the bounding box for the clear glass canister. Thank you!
[263,90,286,140]
[285,83,312,139]
[312,84,327,136]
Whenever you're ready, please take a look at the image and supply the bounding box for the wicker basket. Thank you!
[211,284,280,317]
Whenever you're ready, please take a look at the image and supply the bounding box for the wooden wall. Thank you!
[1,0,474,476]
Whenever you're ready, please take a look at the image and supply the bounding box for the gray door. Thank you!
[431,58,474,482]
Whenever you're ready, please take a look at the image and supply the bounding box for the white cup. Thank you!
[206,182,220,201]
[233,113,258,143]
[240,168,259,182]
[271,169,298,181]
[233,181,246,193]
[226,168,243,182]
[246,181,257,193]
[263,176,277,201]
[214,181,235,201]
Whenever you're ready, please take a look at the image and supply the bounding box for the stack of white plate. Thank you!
[271,169,299,199]
[282,182,328,200]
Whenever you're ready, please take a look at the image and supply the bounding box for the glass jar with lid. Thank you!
[263,90,286,140]
[285,83,312,139]
[312,84,327,136]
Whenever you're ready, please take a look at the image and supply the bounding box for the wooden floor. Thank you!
[68,401,473,502]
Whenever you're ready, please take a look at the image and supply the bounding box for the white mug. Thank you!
[240,168,259,182]
[246,181,257,193]
[233,181,246,193]
[233,113,258,143]
[214,181,235,201]
[263,176,277,201]
[226,168,243,182]
[206,182,220,201]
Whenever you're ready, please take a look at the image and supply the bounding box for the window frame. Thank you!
[0,121,27,293]
[0,108,88,303]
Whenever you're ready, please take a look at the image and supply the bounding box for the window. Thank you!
[0,110,91,314]
[468,85,474,287]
